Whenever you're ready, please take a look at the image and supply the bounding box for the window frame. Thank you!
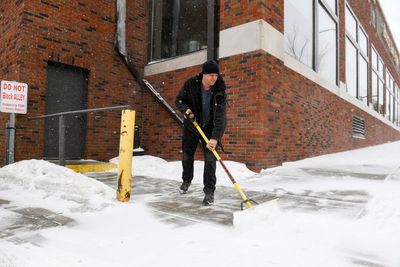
[385,71,393,121]
[371,45,385,115]
[284,0,339,85]
[148,0,208,62]
[345,3,369,103]
[314,0,339,85]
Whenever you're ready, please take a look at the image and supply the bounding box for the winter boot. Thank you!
[202,192,214,206]
[179,181,191,194]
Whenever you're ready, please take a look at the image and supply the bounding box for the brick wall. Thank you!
[0,0,145,163]
[220,0,283,32]
[1,0,399,172]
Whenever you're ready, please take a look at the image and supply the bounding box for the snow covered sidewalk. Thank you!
[86,172,276,226]
[1,141,400,266]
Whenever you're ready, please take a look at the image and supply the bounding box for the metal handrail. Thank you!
[28,105,131,166]
[28,105,131,120]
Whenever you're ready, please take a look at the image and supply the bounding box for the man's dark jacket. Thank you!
[175,73,227,140]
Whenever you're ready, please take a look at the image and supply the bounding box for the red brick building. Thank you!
[1,0,399,171]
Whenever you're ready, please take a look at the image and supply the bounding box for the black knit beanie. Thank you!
[202,59,220,74]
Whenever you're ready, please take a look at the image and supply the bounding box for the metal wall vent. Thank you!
[352,115,365,139]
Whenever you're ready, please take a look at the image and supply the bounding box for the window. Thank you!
[372,71,378,111]
[346,38,357,97]
[318,4,338,84]
[150,0,207,61]
[371,48,378,70]
[345,4,369,103]
[385,73,392,121]
[396,84,400,126]
[345,6,357,39]
[385,72,394,121]
[359,28,368,55]
[379,79,384,114]
[324,0,337,14]
[285,0,338,85]
[359,55,368,104]
[392,80,398,125]
[284,0,313,68]
[378,58,384,78]
[371,47,385,114]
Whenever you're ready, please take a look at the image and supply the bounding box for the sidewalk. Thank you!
[1,166,379,236]
[86,172,276,226]
[86,168,376,226]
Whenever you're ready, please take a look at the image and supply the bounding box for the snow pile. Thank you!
[339,179,400,266]
[0,160,115,213]
[277,140,400,170]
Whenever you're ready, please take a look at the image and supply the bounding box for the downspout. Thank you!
[207,0,217,61]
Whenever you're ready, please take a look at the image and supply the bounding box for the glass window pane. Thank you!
[325,0,337,14]
[396,84,399,99]
[318,4,337,84]
[379,79,384,114]
[391,77,395,92]
[359,55,368,104]
[390,93,393,121]
[378,59,384,78]
[396,89,399,125]
[359,28,368,56]
[372,72,378,111]
[386,90,391,120]
[372,48,378,70]
[346,38,357,98]
[284,0,313,68]
[387,72,393,92]
[151,0,207,61]
[345,6,357,40]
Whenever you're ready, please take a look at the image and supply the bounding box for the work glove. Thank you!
[184,109,195,119]
[207,139,218,151]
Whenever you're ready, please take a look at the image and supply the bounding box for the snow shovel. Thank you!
[189,118,257,209]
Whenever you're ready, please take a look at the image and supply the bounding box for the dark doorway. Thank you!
[44,62,88,159]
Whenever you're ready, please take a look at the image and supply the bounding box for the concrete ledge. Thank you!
[219,19,284,60]
[144,50,207,76]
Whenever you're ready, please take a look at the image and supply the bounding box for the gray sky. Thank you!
[379,0,400,51]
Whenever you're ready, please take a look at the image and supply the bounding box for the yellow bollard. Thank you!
[117,109,135,202]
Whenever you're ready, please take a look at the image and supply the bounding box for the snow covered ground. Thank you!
[1,141,400,266]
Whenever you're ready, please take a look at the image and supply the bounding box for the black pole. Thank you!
[59,115,66,166]
[207,0,216,61]
[5,121,10,165]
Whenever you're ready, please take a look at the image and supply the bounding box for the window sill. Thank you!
[144,50,207,77]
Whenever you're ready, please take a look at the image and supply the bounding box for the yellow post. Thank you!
[117,109,135,202]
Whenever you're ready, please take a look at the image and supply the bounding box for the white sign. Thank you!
[1,80,28,114]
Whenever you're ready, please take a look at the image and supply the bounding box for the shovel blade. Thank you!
[233,199,280,228]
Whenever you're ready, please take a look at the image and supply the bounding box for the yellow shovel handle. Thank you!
[191,119,253,209]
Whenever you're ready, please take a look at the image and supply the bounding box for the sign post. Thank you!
[1,80,28,164]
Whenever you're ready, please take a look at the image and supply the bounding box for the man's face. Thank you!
[202,73,218,89]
